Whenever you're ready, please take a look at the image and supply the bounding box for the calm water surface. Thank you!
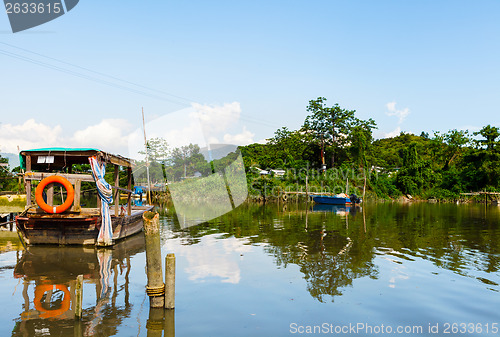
[0,202,499,336]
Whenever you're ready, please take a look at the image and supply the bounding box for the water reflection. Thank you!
[169,235,252,284]
[11,234,145,337]
[3,203,500,336]
[164,202,500,303]
[311,203,359,216]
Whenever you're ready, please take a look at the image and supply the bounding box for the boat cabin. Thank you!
[20,148,133,215]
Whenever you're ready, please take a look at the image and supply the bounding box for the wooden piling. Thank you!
[165,253,175,309]
[305,176,309,201]
[47,184,54,206]
[74,320,83,337]
[164,308,175,337]
[114,166,120,216]
[146,308,164,337]
[75,274,83,320]
[363,206,367,233]
[74,179,82,212]
[143,211,165,308]
[25,155,31,206]
[363,171,366,201]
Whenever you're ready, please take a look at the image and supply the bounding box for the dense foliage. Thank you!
[240,97,500,201]
[0,155,20,192]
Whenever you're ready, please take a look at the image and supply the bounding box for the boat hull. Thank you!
[311,196,352,205]
[16,206,154,246]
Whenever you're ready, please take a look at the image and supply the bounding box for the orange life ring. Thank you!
[35,176,75,214]
[34,284,71,319]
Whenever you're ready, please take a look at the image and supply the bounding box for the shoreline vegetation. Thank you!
[240,97,500,204]
[2,97,500,205]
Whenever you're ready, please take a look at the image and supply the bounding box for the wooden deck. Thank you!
[16,206,153,246]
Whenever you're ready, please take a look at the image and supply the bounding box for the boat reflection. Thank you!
[311,203,361,216]
[12,233,146,337]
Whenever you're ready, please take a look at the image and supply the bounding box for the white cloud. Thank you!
[71,119,133,154]
[0,118,133,155]
[127,107,207,159]
[223,126,255,145]
[458,125,481,133]
[384,126,401,138]
[192,102,241,135]
[192,102,254,145]
[0,119,63,153]
[385,101,410,124]
[168,235,253,284]
[127,103,254,159]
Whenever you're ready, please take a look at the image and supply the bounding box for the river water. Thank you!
[0,202,499,336]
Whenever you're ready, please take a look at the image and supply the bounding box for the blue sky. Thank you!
[1,1,499,158]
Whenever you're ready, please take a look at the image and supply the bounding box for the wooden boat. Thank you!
[15,148,153,246]
[311,193,362,205]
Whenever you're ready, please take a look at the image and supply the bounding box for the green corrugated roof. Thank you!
[19,148,101,170]
[21,147,100,152]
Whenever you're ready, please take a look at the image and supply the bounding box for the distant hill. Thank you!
[0,153,20,170]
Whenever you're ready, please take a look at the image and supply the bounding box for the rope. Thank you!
[146,284,165,297]
[146,320,164,331]
[19,205,35,217]
[17,230,31,254]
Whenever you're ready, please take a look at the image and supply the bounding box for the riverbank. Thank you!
[145,178,498,206]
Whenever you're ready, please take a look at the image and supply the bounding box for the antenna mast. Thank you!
[142,107,152,204]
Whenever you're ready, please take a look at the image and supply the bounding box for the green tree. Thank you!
[460,125,500,190]
[268,127,317,169]
[396,142,432,195]
[240,143,277,170]
[475,125,500,151]
[139,137,170,162]
[348,118,377,169]
[371,132,427,168]
[169,144,211,181]
[443,129,471,168]
[429,129,470,170]
[303,97,356,168]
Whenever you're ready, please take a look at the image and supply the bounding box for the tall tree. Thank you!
[475,125,500,151]
[396,142,432,195]
[268,127,316,168]
[429,129,471,170]
[303,97,356,168]
[443,129,471,168]
[169,144,210,180]
[348,118,377,168]
[139,137,170,162]
[460,125,500,190]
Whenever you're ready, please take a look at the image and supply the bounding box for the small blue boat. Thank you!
[311,193,362,205]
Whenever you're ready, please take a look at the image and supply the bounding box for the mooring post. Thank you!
[305,176,309,202]
[143,211,165,308]
[75,274,83,320]
[146,308,164,337]
[165,253,175,309]
[74,320,83,337]
[164,308,175,337]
